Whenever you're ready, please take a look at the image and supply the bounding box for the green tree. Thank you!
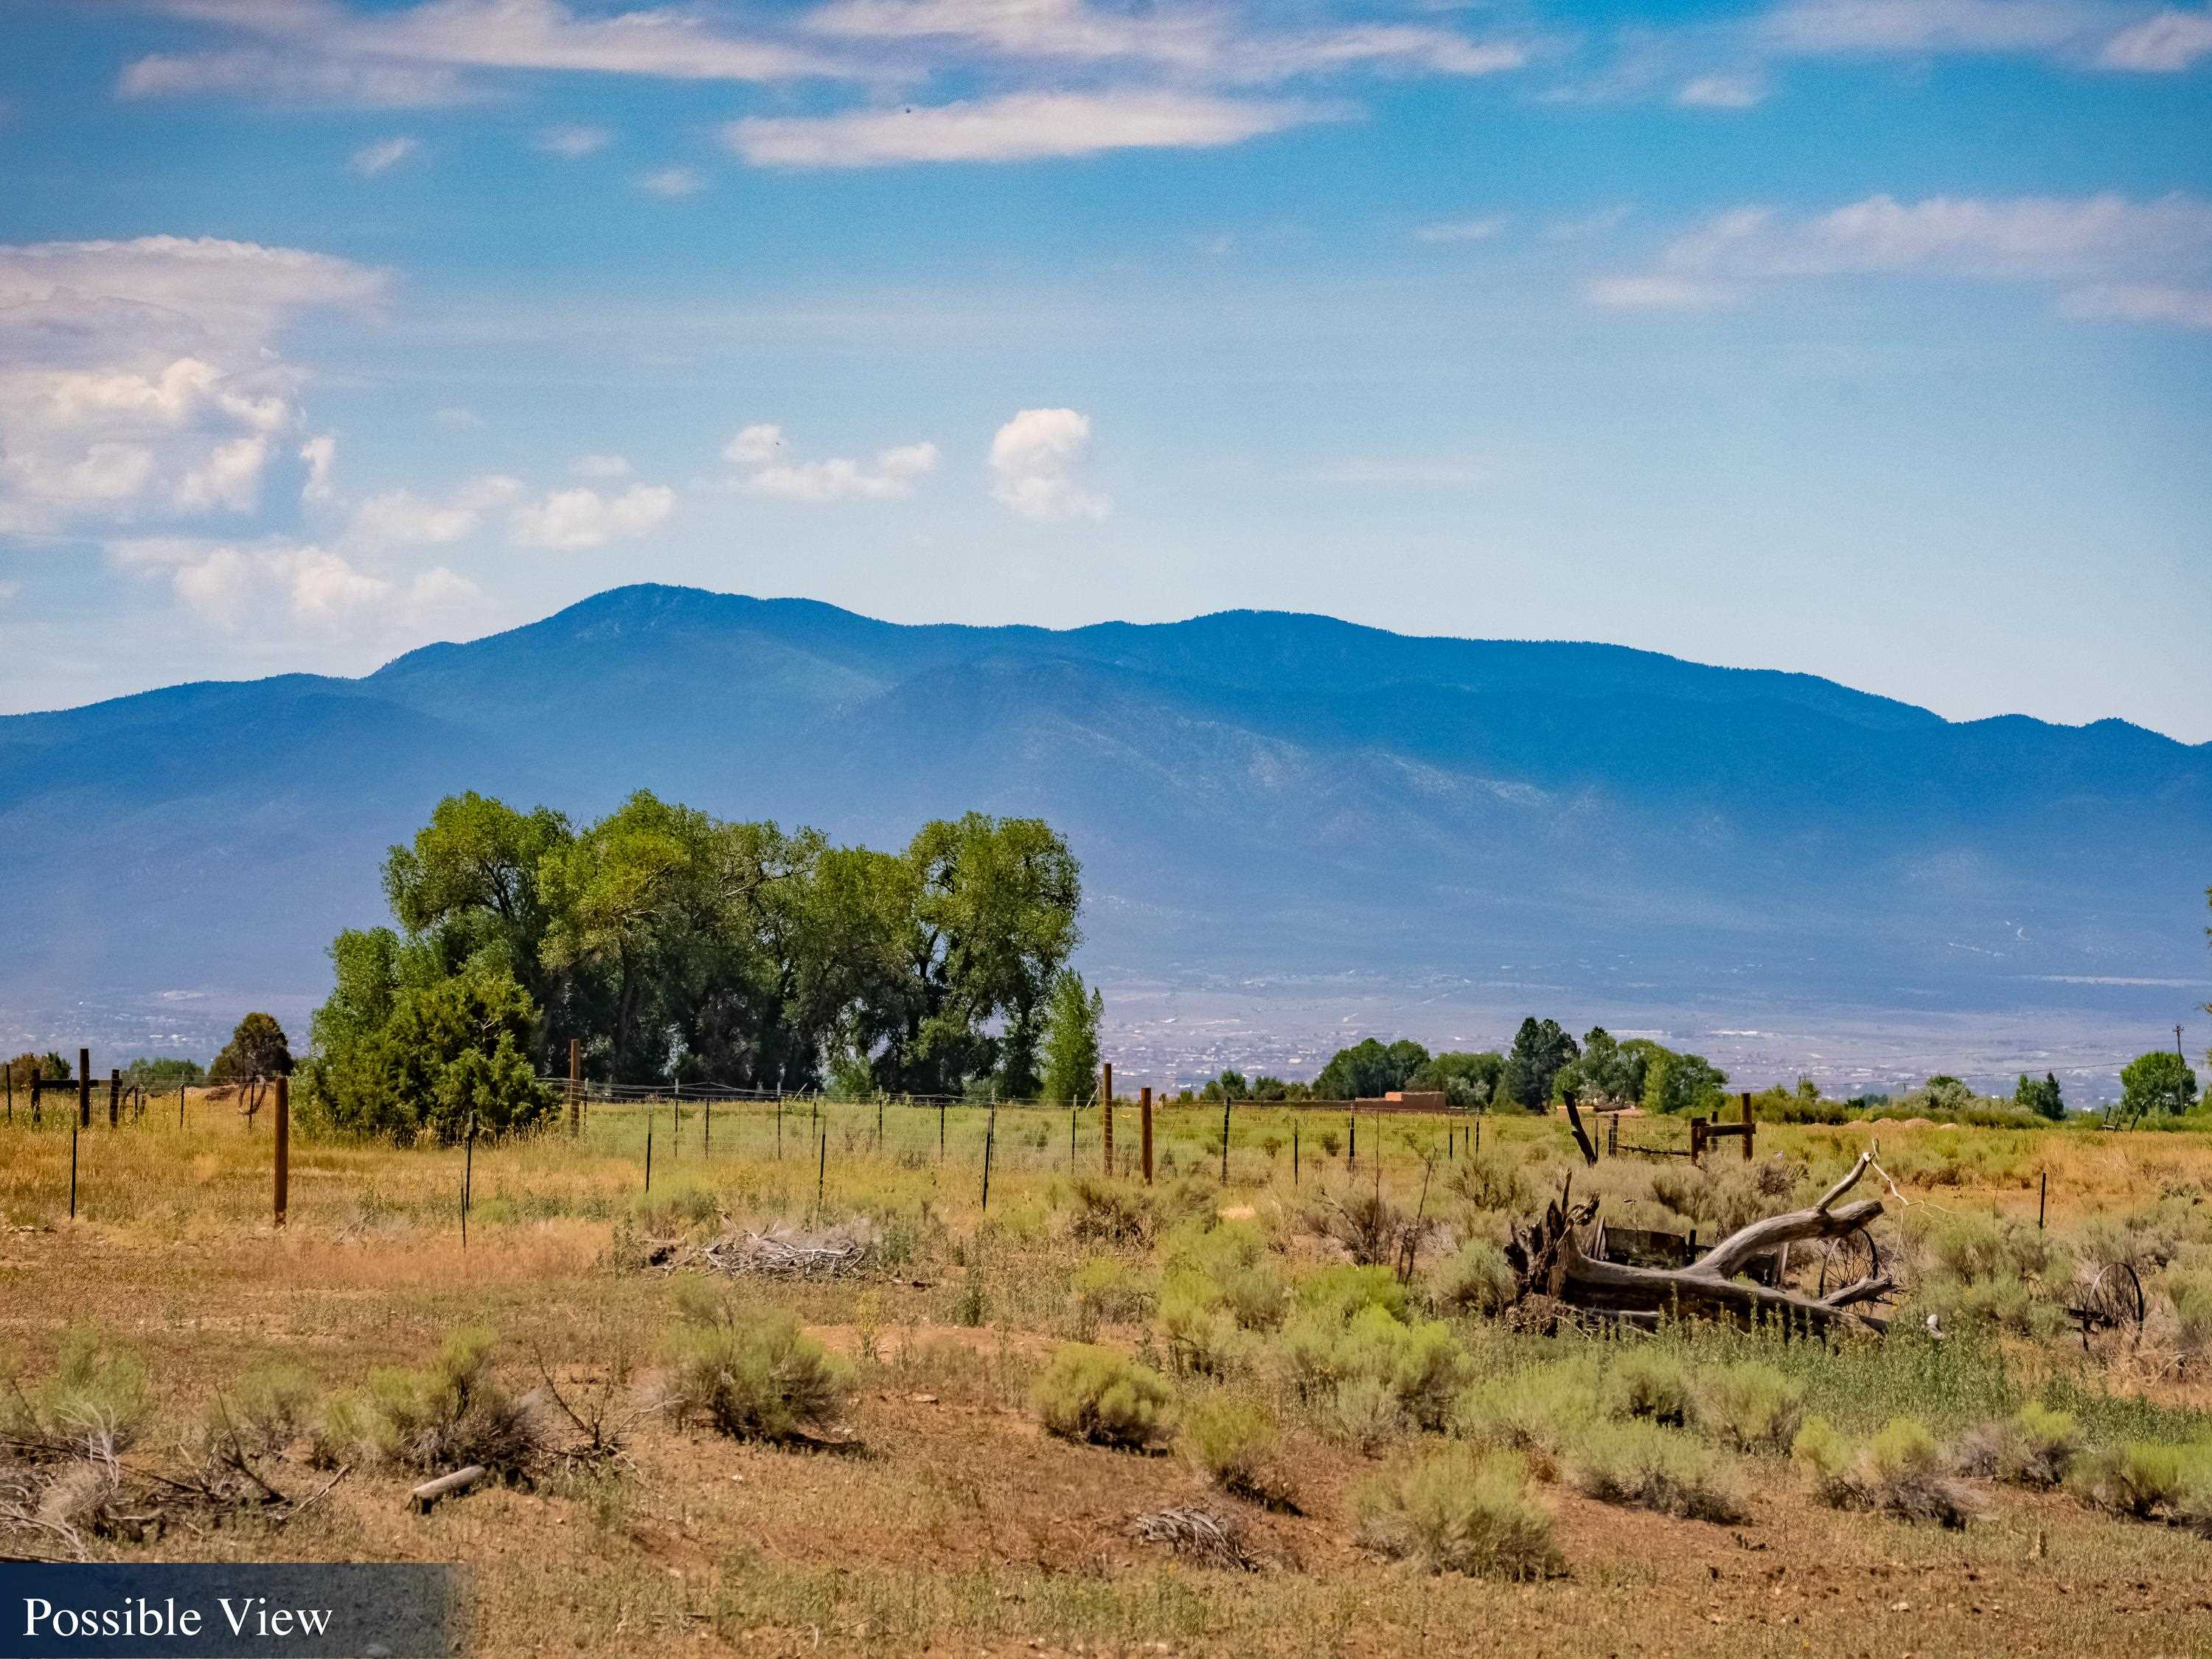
[2120,1050,2199,1119]
[2014,1071,2065,1121]
[383,791,571,1012]
[1639,1046,1728,1116]
[307,968,553,1143]
[1500,1018,1578,1110]
[4,1051,70,1088]
[1553,1026,1644,1105]
[209,1012,293,1083]
[1038,970,1104,1105]
[1311,1037,1430,1100]
[1199,1068,1250,1104]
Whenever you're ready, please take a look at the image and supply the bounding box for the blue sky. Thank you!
[2,0,2208,737]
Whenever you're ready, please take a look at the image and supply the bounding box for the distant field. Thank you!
[4,1095,2211,1657]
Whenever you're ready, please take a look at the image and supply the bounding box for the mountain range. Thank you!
[4,585,2207,1072]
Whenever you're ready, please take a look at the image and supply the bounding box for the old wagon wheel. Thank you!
[2079,1261,2146,1336]
[1817,1224,1882,1298]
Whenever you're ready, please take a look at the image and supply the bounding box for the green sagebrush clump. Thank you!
[660,1280,852,1444]
[2070,1439,2212,1531]
[1178,1393,1295,1507]
[1031,1344,1173,1451]
[1956,1402,2080,1488]
[1352,1445,1562,1580]
[1,1330,153,1450]
[1429,1239,1517,1317]
[1279,1302,1470,1439]
[1564,1419,1749,1523]
[1691,1360,1806,1453]
[315,1327,543,1476]
[1792,1414,1973,1528]
[1603,1350,1691,1427]
[1450,1358,1603,1478]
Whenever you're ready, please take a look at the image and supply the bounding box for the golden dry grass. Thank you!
[4,1096,2211,1656]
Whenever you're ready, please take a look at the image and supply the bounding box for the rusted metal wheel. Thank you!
[2082,1260,2145,1335]
[1817,1224,1881,1298]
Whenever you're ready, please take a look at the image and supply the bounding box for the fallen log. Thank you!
[408,1464,486,1514]
[1506,1150,1891,1335]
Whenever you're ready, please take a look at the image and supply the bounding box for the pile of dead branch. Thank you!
[658,1220,880,1281]
[1504,1151,1895,1335]
[1129,1506,1264,1571]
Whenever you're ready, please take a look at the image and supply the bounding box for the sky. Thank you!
[1,0,2208,740]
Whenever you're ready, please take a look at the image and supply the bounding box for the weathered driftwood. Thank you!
[1506,1152,1892,1334]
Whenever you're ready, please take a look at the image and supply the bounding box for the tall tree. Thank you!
[1501,1018,1578,1110]
[1038,970,1105,1105]
[209,1012,292,1082]
[2120,1050,2199,1118]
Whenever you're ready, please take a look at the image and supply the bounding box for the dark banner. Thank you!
[0,1565,461,1658]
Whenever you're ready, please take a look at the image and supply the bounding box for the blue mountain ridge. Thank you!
[3,584,2205,1020]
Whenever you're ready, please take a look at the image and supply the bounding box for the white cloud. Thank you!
[1667,192,2212,279]
[111,535,482,633]
[509,483,675,549]
[118,47,474,107]
[724,424,938,501]
[299,434,337,501]
[1592,192,2212,318]
[805,0,1526,83]
[349,134,421,176]
[726,90,1323,167]
[0,237,381,535]
[1677,72,1769,106]
[2100,6,2212,66]
[175,434,271,512]
[989,408,1108,522]
[571,452,633,478]
[349,473,522,546]
[637,164,707,196]
[1414,215,1507,244]
[128,0,832,108]
[2060,282,2212,327]
[1756,0,2112,58]
[535,122,613,156]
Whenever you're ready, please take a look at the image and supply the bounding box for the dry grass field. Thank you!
[5,1093,2212,1657]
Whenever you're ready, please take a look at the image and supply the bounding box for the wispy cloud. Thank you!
[636,164,707,196]
[1414,215,1507,244]
[2099,5,2212,67]
[725,423,939,501]
[1676,71,1769,106]
[726,90,1326,167]
[509,482,675,549]
[349,134,421,176]
[1590,192,2212,324]
[535,122,613,157]
[124,0,835,108]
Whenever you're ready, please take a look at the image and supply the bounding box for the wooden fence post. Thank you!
[462,1113,476,1248]
[1101,1062,1114,1177]
[1740,1090,1755,1161]
[273,1074,289,1229]
[568,1037,581,1137]
[1219,1088,1231,1183]
[77,1048,91,1130]
[108,1068,120,1129]
[1140,1087,1154,1186]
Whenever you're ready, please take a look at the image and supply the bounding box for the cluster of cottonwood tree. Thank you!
[1194,1020,1731,1113]
[298,790,1085,1141]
